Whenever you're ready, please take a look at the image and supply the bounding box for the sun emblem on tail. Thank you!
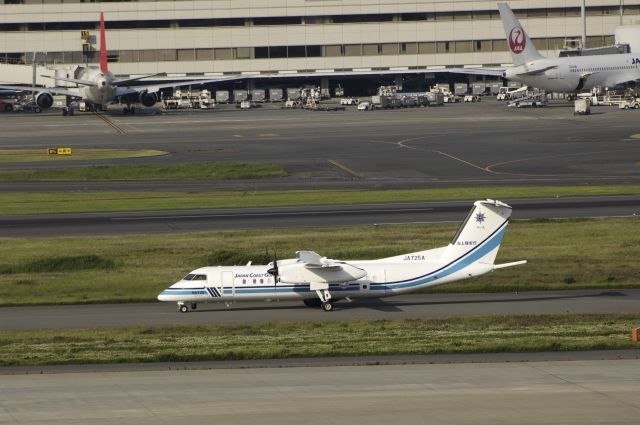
[475,212,486,223]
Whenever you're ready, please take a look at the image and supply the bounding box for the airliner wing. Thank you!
[114,77,238,96]
[447,67,505,77]
[0,84,80,97]
[42,75,97,86]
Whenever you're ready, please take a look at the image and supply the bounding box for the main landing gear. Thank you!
[177,302,197,313]
[302,287,335,312]
[122,105,136,115]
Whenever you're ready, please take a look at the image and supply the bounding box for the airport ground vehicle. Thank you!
[357,101,374,110]
[507,94,547,108]
[158,200,525,313]
[618,98,640,109]
[464,94,482,103]
[575,98,592,115]
[340,98,359,105]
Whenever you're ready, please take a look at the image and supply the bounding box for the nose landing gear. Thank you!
[177,302,197,313]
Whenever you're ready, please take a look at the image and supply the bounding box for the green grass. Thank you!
[0,162,287,182]
[0,314,636,366]
[0,217,638,306]
[1,185,639,215]
[0,148,167,163]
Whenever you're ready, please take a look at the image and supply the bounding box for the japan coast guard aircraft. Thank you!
[494,2,640,92]
[0,13,217,114]
[158,199,526,312]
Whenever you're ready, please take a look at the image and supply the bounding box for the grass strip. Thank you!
[0,217,638,306]
[1,184,639,215]
[0,148,167,163]
[0,314,637,366]
[0,162,287,182]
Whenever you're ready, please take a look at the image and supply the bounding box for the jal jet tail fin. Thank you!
[99,12,109,74]
[497,2,544,66]
[440,199,513,266]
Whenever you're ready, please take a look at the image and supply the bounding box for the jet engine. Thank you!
[139,91,158,107]
[35,91,54,109]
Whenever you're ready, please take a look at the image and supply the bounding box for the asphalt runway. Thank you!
[0,100,639,189]
[2,289,638,330]
[1,359,639,425]
[1,195,638,236]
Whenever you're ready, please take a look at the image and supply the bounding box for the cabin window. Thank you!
[253,279,257,284]
[260,279,264,284]
[242,279,246,284]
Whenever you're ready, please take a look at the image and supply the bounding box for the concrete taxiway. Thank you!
[1,359,638,425]
[0,101,639,189]
[1,290,638,330]
[1,195,638,237]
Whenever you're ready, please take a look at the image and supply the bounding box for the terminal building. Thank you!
[1,0,640,93]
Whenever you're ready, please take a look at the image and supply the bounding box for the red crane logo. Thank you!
[509,27,526,54]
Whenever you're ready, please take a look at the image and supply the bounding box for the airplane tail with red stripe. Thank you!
[99,12,109,74]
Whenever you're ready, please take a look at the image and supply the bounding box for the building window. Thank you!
[235,47,252,59]
[254,46,269,59]
[362,44,379,56]
[216,48,234,60]
[288,45,306,58]
[306,45,322,57]
[324,45,342,57]
[381,43,399,55]
[196,48,213,60]
[177,49,195,61]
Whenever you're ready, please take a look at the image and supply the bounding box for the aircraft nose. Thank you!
[157,289,170,301]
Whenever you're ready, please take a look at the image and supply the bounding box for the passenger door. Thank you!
[222,271,233,298]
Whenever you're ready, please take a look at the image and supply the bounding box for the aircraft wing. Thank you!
[114,77,239,96]
[42,75,97,86]
[446,67,505,77]
[0,84,80,97]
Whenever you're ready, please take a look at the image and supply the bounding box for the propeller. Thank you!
[266,248,279,279]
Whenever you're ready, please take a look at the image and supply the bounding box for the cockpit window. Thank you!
[183,274,206,281]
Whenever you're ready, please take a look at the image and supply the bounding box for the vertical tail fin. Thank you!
[497,2,543,66]
[99,12,109,74]
[441,199,512,265]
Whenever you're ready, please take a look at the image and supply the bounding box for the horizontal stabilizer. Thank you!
[493,260,527,269]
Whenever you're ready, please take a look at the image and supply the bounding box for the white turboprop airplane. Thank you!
[158,199,526,312]
[0,13,219,114]
[495,2,640,92]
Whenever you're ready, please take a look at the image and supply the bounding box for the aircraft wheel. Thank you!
[179,304,189,313]
[130,107,136,115]
[34,107,42,113]
[190,303,198,311]
[123,107,129,115]
[62,108,67,116]
[5,104,12,112]
[321,301,333,312]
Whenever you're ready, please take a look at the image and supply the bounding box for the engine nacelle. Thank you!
[35,91,54,109]
[139,91,158,107]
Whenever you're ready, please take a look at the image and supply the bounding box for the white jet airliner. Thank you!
[0,13,218,114]
[496,2,640,92]
[158,199,526,312]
